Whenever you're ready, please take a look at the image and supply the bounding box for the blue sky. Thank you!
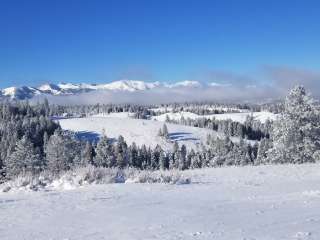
[1,0,320,88]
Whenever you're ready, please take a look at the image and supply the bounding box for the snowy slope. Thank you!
[58,116,232,151]
[151,111,201,121]
[209,111,277,123]
[92,112,136,118]
[152,111,277,124]
[1,164,320,240]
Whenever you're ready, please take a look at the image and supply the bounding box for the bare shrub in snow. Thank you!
[0,166,191,193]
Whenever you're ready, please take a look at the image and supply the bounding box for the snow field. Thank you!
[58,116,237,151]
[1,164,320,239]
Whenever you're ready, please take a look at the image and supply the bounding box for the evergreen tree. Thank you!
[159,150,168,170]
[94,135,110,167]
[129,142,138,167]
[168,152,175,169]
[256,138,271,164]
[116,135,128,168]
[5,136,40,177]
[186,149,195,169]
[162,124,169,139]
[45,130,80,173]
[178,144,187,170]
[82,141,94,166]
[268,86,320,163]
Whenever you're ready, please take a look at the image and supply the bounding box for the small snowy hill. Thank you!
[1,163,320,239]
[1,86,40,99]
[58,116,239,151]
[152,111,277,124]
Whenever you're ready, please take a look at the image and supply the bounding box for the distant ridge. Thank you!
[0,80,219,100]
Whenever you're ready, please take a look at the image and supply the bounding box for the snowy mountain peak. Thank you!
[99,80,161,92]
[0,80,220,100]
[1,86,40,99]
[168,80,202,88]
[38,83,62,95]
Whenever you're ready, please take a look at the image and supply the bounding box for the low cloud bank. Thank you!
[31,84,280,105]
[31,65,320,105]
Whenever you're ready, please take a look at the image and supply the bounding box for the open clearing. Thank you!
[58,116,239,151]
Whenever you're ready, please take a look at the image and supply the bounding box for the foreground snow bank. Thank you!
[1,164,320,240]
[0,167,191,193]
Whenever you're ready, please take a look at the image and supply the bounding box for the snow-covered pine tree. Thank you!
[168,152,175,170]
[162,124,169,139]
[186,149,195,169]
[128,142,138,167]
[150,148,159,170]
[94,135,111,167]
[45,130,80,173]
[256,138,272,164]
[116,135,128,168]
[81,141,94,166]
[159,150,168,170]
[267,85,320,163]
[172,141,180,168]
[5,135,40,177]
[178,144,187,170]
[191,152,202,169]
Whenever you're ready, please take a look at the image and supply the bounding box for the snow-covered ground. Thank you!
[210,111,277,123]
[58,116,236,151]
[152,111,277,124]
[92,112,136,119]
[1,164,320,239]
[151,111,201,121]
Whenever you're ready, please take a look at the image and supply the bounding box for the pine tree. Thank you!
[45,130,80,173]
[128,142,138,167]
[150,150,158,170]
[256,138,271,164]
[116,135,128,168]
[191,153,202,168]
[5,136,40,177]
[178,144,187,170]
[94,135,111,167]
[268,86,320,163]
[172,141,180,168]
[186,149,195,169]
[162,124,169,139]
[159,150,168,170]
[168,152,175,169]
[81,141,94,166]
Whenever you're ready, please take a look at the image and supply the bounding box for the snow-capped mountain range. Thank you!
[0,80,216,100]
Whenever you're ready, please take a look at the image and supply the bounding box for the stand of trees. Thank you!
[164,115,272,141]
[0,100,59,178]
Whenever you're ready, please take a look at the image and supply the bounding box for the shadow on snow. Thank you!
[168,132,199,142]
